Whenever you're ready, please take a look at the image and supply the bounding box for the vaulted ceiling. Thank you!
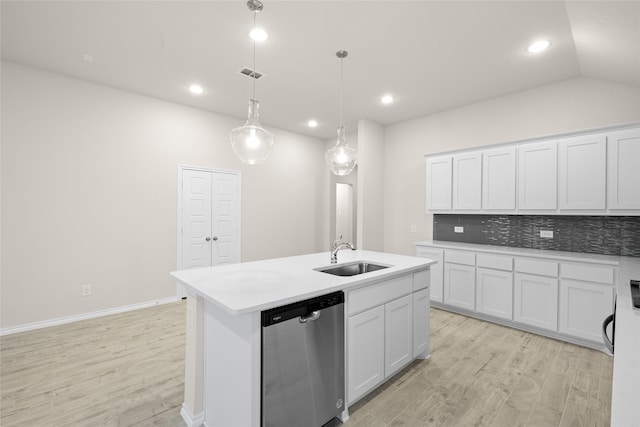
[2,1,639,139]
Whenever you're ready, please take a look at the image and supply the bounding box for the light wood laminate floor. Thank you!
[1,301,613,426]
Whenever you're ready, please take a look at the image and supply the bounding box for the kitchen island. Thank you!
[171,250,435,427]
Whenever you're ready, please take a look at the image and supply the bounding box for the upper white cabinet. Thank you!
[482,146,516,210]
[518,141,558,210]
[426,156,452,211]
[452,152,482,210]
[425,126,639,215]
[558,134,606,210]
[607,128,640,210]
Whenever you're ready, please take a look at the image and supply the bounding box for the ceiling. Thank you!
[2,1,639,139]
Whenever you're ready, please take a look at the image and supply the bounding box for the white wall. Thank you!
[383,76,640,255]
[1,61,327,328]
[357,119,385,251]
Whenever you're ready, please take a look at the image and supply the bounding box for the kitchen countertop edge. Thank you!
[171,250,436,316]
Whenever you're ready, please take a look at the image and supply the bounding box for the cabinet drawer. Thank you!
[477,254,513,271]
[514,258,558,277]
[348,275,413,316]
[444,250,475,266]
[560,263,614,285]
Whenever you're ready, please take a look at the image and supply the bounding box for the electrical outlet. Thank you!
[82,285,92,296]
[540,230,554,238]
[410,224,417,233]
[454,226,464,233]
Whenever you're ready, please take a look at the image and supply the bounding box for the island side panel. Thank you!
[204,301,261,427]
[182,292,205,426]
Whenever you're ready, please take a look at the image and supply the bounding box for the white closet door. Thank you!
[212,172,241,265]
[181,169,213,269]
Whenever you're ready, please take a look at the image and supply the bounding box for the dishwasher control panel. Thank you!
[261,291,344,327]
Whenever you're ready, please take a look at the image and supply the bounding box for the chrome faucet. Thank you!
[331,236,355,263]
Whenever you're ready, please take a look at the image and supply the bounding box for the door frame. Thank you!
[177,165,242,285]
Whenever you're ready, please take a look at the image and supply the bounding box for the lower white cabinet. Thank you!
[413,288,430,357]
[347,305,385,404]
[514,273,558,331]
[416,243,619,350]
[347,271,430,405]
[444,263,475,311]
[416,247,443,302]
[476,268,513,320]
[559,279,614,343]
[384,294,413,377]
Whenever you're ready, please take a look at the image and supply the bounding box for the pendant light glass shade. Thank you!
[230,0,273,165]
[230,99,274,165]
[325,126,357,176]
[325,50,357,176]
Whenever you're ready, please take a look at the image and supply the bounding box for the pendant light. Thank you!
[230,0,274,165]
[325,50,357,176]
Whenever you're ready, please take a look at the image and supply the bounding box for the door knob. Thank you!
[205,237,211,242]
[212,236,218,241]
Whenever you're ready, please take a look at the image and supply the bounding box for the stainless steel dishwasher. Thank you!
[261,291,345,427]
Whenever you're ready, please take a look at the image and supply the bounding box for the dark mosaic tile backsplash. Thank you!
[433,215,640,257]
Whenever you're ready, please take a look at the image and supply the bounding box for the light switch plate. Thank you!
[540,230,554,238]
[454,226,464,233]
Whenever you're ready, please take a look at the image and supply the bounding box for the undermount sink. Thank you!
[315,261,390,277]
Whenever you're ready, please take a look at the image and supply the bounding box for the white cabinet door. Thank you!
[452,152,482,210]
[514,273,558,331]
[476,268,513,320]
[518,141,558,210]
[416,247,443,303]
[444,263,476,311]
[426,156,452,211]
[482,146,516,210]
[384,295,413,377]
[559,279,614,343]
[607,127,640,210]
[347,305,385,404]
[558,134,606,210]
[413,288,430,358]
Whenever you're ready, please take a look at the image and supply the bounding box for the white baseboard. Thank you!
[0,296,181,336]
[180,403,204,427]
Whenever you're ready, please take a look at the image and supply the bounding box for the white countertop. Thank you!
[416,240,640,426]
[171,250,435,316]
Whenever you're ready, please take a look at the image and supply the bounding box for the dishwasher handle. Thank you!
[299,310,321,323]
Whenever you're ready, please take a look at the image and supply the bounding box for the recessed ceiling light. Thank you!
[527,40,551,53]
[189,84,204,95]
[307,119,318,128]
[81,53,94,63]
[250,28,268,42]
[381,94,395,105]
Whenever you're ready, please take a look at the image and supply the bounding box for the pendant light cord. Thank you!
[339,56,343,127]
[252,12,257,100]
